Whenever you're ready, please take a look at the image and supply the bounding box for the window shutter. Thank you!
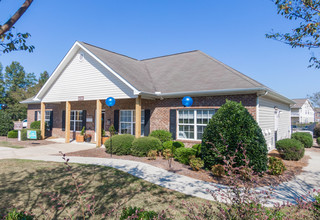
[144,109,151,136]
[82,110,87,130]
[35,111,38,121]
[50,111,53,130]
[62,110,66,131]
[114,110,119,133]
[169,109,177,140]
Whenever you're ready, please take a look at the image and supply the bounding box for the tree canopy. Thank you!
[0,61,48,121]
[267,0,320,68]
[0,0,34,54]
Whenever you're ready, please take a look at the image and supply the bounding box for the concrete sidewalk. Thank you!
[0,142,96,159]
[0,142,319,206]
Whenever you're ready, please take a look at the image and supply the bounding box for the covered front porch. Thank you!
[39,96,143,147]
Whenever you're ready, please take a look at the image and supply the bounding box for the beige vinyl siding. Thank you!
[258,96,291,151]
[42,49,135,102]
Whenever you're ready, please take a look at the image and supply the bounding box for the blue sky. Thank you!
[0,0,318,99]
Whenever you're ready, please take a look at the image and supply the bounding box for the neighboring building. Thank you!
[21,41,294,150]
[291,99,315,124]
[315,108,320,122]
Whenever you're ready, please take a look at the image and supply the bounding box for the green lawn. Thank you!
[0,159,209,219]
[0,141,24,149]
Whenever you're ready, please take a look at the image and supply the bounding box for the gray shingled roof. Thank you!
[80,42,268,94]
[291,99,308,109]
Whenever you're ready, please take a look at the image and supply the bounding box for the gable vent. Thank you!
[79,52,84,62]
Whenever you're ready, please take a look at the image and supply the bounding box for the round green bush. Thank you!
[202,100,268,173]
[291,132,313,148]
[314,125,320,138]
[149,130,172,143]
[173,141,184,148]
[268,156,286,175]
[317,137,320,145]
[105,134,135,155]
[21,129,41,141]
[7,130,18,138]
[174,147,196,165]
[131,137,162,157]
[192,144,202,157]
[276,138,305,160]
[30,121,41,129]
[0,111,13,136]
[162,140,185,154]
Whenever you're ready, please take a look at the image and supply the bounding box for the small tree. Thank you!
[0,111,13,136]
[201,100,268,172]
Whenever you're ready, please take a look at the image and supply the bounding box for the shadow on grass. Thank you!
[0,160,197,219]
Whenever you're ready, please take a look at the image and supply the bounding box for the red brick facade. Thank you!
[27,94,257,145]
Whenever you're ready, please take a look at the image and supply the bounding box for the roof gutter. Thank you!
[139,87,294,105]
[139,87,268,98]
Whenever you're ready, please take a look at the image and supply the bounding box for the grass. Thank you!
[0,141,24,149]
[0,159,209,219]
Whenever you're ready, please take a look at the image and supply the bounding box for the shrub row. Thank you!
[105,135,162,157]
[291,132,313,148]
[7,130,18,138]
[21,129,41,141]
[276,138,305,161]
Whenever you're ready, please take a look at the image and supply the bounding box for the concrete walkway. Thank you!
[0,142,319,206]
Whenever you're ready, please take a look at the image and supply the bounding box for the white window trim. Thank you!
[177,109,215,141]
[119,109,145,136]
[71,110,83,132]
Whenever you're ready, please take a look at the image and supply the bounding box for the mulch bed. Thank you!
[0,136,60,148]
[65,146,316,187]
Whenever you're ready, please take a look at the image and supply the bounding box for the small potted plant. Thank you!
[85,133,92,142]
[76,126,85,142]
[101,129,109,145]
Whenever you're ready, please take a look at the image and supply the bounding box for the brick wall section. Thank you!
[27,94,257,145]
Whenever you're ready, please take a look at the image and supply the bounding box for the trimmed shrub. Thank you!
[268,156,286,175]
[189,156,204,171]
[192,144,202,157]
[163,140,184,153]
[0,111,13,136]
[211,164,225,177]
[30,121,41,129]
[120,207,158,220]
[314,125,320,138]
[173,141,184,148]
[174,147,196,165]
[202,100,268,173]
[21,129,41,141]
[162,149,172,160]
[105,134,135,155]
[149,130,172,143]
[131,137,162,157]
[291,132,313,148]
[147,150,157,160]
[317,137,320,145]
[7,130,18,138]
[276,138,305,160]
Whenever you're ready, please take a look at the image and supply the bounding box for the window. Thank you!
[37,111,52,129]
[120,110,145,136]
[70,110,83,131]
[178,109,215,140]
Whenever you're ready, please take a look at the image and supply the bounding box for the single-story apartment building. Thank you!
[22,41,294,150]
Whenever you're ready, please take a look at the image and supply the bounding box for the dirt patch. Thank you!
[0,136,61,148]
[64,147,316,187]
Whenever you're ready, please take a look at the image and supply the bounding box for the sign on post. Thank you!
[14,122,23,130]
[14,121,23,141]
[27,130,37,140]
